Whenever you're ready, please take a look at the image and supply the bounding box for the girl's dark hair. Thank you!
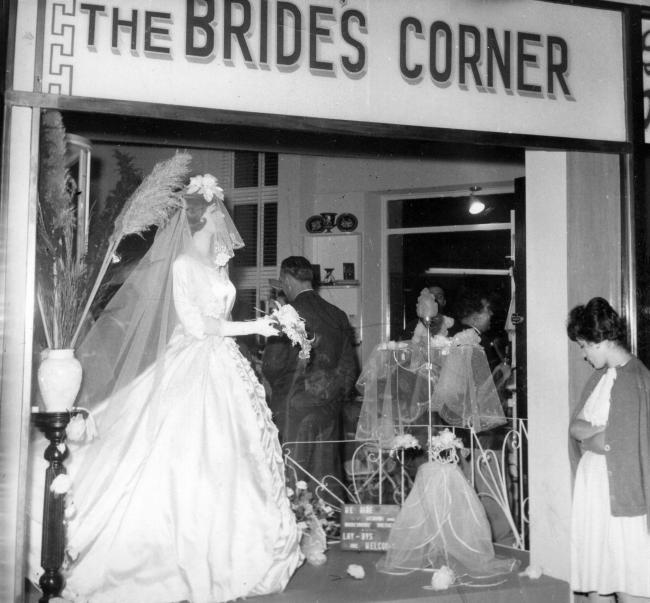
[567,297,627,345]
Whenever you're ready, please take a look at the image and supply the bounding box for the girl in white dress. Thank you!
[31,174,303,602]
[567,297,650,603]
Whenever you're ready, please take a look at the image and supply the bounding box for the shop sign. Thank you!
[36,0,626,142]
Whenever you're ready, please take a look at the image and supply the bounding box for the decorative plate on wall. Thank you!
[336,213,358,232]
[305,215,325,233]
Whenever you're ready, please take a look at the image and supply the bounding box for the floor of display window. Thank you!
[25,545,569,603]
[259,544,569,603]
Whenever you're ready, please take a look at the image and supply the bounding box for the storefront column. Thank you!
[525,150,572,581]
[0,105,39,601]
[525,150,622,583]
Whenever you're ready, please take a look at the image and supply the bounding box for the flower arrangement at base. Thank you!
[287,480,339,565]
[271,304,313,359]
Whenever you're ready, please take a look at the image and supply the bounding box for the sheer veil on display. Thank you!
[76,209,191,423]
[355,339,506,447]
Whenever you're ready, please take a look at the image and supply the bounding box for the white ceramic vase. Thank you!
[37,348,83,412]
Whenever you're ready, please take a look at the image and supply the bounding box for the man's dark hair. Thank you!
[280,256,313,282]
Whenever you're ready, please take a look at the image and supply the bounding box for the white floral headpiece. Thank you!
[429,428,464,464]
[185,174,224,202]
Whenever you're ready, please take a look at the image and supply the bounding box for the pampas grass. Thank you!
[111,151,192,242]
[70,151,192,346]
[36,109,193,349]
[37,110,89,349]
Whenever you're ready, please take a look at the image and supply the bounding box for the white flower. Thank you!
[64,498,77,519]
[271,306,312,359]
[452,328,480,346]
[66,414,86,442]
[429,429,464,464]
[430,334,452,349]
[347,564,365,579]
[296,480,308,490]
[430,428,463,451]
[306,550,328,566]
[186,174,224,202]
[431,565,455,590]
[519,565,543,579]
[214,251,232,267]
[389,434,421,453]
[66,409,98,442]
[286,487,294,498]
[50,474,72,495]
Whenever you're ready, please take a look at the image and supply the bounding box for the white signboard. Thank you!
[40,0,626,142]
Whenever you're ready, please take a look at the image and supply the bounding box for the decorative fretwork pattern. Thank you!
[45,0,76,95]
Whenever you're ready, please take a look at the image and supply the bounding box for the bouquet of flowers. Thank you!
[287,480,339,565]
[270,304,313,359]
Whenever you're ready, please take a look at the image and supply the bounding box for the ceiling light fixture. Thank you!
[468,185,485,215]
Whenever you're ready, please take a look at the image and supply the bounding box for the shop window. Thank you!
[234,151,258,188]
[229,152,279,324]
[386,191,514,342]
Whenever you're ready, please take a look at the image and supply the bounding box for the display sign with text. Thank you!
[35,0,626,142]
[340,504,400,551]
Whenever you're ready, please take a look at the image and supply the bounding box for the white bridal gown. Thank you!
[36,254,303,602]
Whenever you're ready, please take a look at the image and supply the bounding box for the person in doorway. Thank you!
[28,174,303,602]
[262,256,358,503]
[448,289,500,368]
[447,287,514,544]
[567,297,650,603]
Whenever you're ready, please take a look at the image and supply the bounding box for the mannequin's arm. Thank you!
[204,316,278,338]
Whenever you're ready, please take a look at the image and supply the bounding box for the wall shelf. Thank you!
[304,233,362,348]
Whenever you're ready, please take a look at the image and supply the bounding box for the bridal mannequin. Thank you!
[28,176,304,603]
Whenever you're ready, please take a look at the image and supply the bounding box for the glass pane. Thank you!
[232,204,258,266]
[234,151,259,188]
[264,153,278,186]
[404,231,510,270]
[263,202,277,266]
[387,193,513,228]
[388,233,511,341]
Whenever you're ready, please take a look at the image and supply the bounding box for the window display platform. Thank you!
[259,544,569,603]
[24,544,569,603]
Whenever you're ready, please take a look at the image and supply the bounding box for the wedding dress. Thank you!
[28,207,303,602]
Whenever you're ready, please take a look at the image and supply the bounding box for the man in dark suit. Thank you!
[262,256,358,502]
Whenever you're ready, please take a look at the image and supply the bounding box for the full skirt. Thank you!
[28,335,303,602]
[571,451,650,597]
